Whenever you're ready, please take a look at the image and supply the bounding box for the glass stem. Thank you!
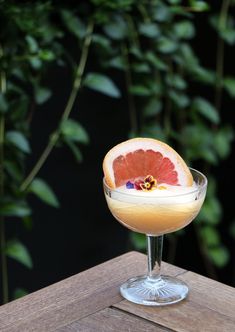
[147,235,163,280]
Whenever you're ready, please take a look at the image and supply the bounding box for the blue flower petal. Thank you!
[126,181,134,189]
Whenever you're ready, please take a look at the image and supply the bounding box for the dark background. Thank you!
[7,10,235,297]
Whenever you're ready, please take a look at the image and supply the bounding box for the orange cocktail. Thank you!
[104,181,205,235]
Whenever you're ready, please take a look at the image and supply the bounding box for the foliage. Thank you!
[0,0,91,302]
[85,0,234,273]
[90,0,234,272]
[0,0,234,302]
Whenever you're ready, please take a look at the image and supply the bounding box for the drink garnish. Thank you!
[140,175,157,191]
[126,175,164,191]
[126,181,134,189]
[103,137,193,189]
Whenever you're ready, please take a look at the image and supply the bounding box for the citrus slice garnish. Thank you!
[103,137,193,188]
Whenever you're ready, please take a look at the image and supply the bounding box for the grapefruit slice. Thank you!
[103,137,193,188]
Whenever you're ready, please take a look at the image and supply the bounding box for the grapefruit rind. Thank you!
[103,137,193,188]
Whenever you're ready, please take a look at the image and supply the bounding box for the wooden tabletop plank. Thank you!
[114,299,235,332]
[0,252,184,332]
[1,251,233,332]
[114,268,235,332]
[57,307,172,332]
[177,271,235,319]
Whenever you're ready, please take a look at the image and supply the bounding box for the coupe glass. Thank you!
[103,168,207,306]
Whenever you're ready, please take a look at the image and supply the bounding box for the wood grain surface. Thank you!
[57,307,171,332]
[0,251,234,332]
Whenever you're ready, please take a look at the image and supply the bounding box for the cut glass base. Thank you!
[120,275,188,306]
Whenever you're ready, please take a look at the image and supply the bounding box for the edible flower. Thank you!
[139,175,157,191]
[126,181,134,189]
[126,175,159,191]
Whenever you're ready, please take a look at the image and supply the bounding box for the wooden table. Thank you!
[0,251,234,331]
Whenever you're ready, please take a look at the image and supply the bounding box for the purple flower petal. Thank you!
[126,181,134,189]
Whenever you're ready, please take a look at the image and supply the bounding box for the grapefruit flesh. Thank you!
[113,150,178,187]
[103,138,193,188]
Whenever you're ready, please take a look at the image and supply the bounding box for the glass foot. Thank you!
[120,275,188,306]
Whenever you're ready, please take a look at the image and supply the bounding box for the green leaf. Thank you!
[5,239,33,269]
[29,57,42,70]
[0,93,8,113]
[22,216,33,231]
[11,68,26,81]
[130,233,146,251]
[129,46,143,60]
[191,66,216,85]
[132,63,151,73]
[197,196,222,225]
[150,80,163,95]
[39,49,55,61]
[182,126,218,164]
[0,202,31,217]
[60,119,89,144]
[8,97,29,122]
[25,35,38,53]
[166,74,187,90]
[4,160,22,182]
[200,226,220,247]
[143,98,162,117]
[174,20,195,39]
[200,148,218,165]
[103,17,127,40]
[35,87,52,105]
[206,177,217,197]
[223,77,235,98]
[140,124,166,141]
[207,246,230,268]
[214,127,234,159]
[84,73,121,98]
[172,6,193,17]
[179,44,199,67]
[209,15,235,44]
[93,34,111,50]
[6,131,31,153]
[30,178,59,208]
[13,288,28,300]
[60,10,86,39]
[189,1,209,11]
[108,56,126,70]
[192,97,219,124]
[167,0,181,4]
[64,139,83,163]
[157,37,178,54]
[129,85,151,96]
[145,51,168,70]
[209,15,219,31]
[139,23,160,38]
[220,28,235,45]
[169,90,190,108]
[153,4,172,22]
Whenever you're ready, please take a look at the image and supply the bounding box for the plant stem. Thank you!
[0,45,8,303]
[138,4,150,23]
[125,15,140,49]
[20,20,94,192]
[215,0,231,111]
[122,44,138,136]
[0,228,7,304]
[0,115,8,304]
